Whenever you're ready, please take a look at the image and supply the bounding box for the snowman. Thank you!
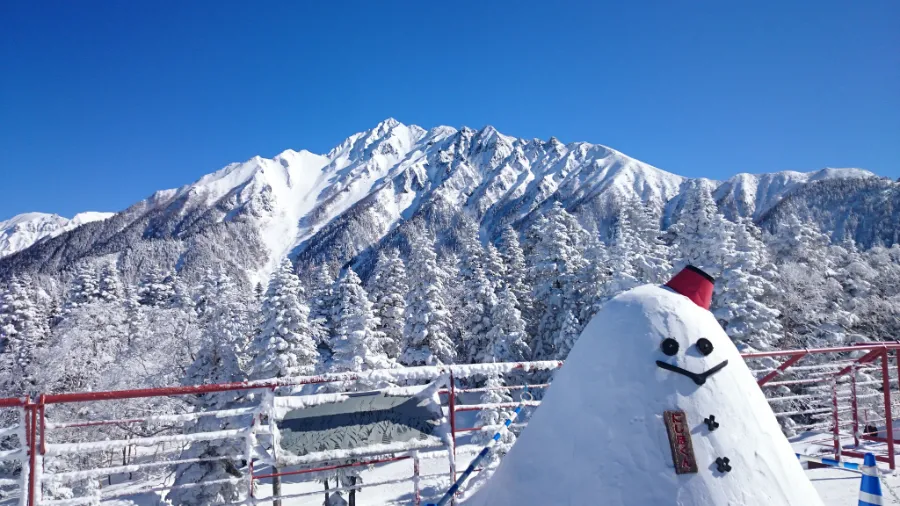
[465,266,824,506]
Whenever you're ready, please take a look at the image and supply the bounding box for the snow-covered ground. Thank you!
[4,429,898,505]
[796,432,900,505]
[241,434,900,505]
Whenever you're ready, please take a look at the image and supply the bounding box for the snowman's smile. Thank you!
[656,360,729,385]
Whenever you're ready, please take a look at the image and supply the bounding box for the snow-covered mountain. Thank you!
[0,211,113,259]
[714,168,877,220]
[0,119,888,284]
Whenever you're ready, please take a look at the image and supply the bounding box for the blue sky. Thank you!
[1,1,897,220]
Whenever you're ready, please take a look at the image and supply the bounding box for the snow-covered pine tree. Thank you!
[308,263,338,366]
[525,203,589,360]
[670,183,733,278]
[484,243,506,292]
[455,216,496,363]
[472,372,515,457]
[97,264,123,303]
[714,220,784,351]
[37,295,128,394]
[769,211,833,267]
[168,270,253,506]
[608,205,641,290]
[171,275,196,312]
[769,215,850,349]
[439,250,464,357]
[250,258,318,382]
[0,276,43,395]
[401,226,455,366]
[616,200,672,283]
[330,268,391,386]
[554,309,581,360]
[850,245,900,341]
[572,238,611,326]
[137,267,176,307]
[498,226,533,320]
[367,249,408,362]
[64,265,101,312]
[488,287,531,363]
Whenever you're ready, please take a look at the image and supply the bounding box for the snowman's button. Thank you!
[704,415,719,431]
[715,457,731,473]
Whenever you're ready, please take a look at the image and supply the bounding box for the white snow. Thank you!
[465,283,824,506]
[713,167,878,219]
[0,211,113,258]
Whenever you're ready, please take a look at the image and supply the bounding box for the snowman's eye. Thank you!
[696,338,714,356]
[661,338,679,356]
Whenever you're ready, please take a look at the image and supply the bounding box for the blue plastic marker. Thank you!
[858,453,884,506]
[795,453,862,472]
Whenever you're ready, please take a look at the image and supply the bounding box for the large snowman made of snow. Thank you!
[466,266,824,506]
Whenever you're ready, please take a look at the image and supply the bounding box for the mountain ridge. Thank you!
[0,119,886,285]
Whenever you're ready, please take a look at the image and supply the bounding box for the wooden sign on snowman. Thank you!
[465,265,824,506]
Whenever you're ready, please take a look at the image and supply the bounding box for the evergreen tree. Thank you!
[137,267,176,307]
[250,258,318,381]
[401,227,455,366]
[497,226,532,319]
[472,372,516,458]
[670,183,733,278]
[0,276,43,395]
[483,243,506,292]
[770,211,833,267]
[455,217,496,363]
[714,220,784,351]
[38,296,128,394]
[525,203,589,360]
[554,309,581,360]
[330,268,391,381]
[367,249,408,362]
[614,201,672,284]
[488,287,531,363]
[97,264,123,303]
[572,238,611,326]
[65,265,101,311]
[168,270,252,506]
[308,263,338,365]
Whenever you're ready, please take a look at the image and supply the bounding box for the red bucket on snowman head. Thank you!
[665,265,715,310]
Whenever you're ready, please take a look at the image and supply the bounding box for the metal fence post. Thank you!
[851,364,859,447]
[882,350,896,469]
[832,379,841,462]
[448,369,457,487]
[412,450,421,506]
[26,399,36,506]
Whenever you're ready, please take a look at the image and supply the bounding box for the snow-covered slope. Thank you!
[0,211,113,258]
[0,119,883,283]
[714,168,877,220]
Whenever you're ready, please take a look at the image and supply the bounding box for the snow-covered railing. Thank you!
[2,361,563,506]
[743,342,900,470]
[7,346,900,506]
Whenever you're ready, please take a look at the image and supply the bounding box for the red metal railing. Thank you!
[2,347,900,505]
[745,342,900,470]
